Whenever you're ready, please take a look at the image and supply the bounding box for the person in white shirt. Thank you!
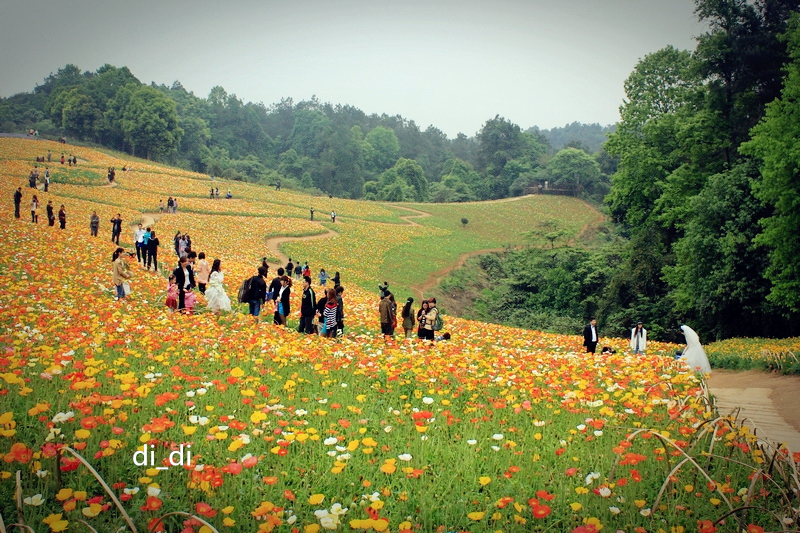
[133,224,146,265]
[630,321,647,355]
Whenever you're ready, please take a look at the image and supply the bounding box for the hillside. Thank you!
[0,138,603,300]
[1,137,797,533]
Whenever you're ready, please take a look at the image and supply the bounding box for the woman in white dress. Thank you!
[204,259,231,313]
[679,325,712,374]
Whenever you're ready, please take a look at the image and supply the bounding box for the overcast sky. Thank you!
[0,0,707,138]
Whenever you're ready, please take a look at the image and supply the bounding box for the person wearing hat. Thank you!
[630,321,647,355]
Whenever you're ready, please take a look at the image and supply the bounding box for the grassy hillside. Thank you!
[0,138,796,533]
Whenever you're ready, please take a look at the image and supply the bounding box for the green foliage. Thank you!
[441,245,626,336]
[740,13,800,312]
[547,147,602,197]
[120,86,183,159]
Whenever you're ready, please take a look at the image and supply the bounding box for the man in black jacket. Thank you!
[583,318,599,354]
[248,266,268,320]
[173,255,196,312]
[299,276,317,334]
[13,188,22,218]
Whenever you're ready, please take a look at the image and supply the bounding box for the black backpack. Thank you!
[238,276,255,303]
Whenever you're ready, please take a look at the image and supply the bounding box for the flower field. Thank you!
[1,139,798,533]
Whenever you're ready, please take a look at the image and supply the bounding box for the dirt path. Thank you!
[389,205,432,227]
[412,248,505,298]
[707,369,800,452]
[264,227,340,265]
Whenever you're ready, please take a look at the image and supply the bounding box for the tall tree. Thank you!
[740,13,800,311]
[120,86,183,159]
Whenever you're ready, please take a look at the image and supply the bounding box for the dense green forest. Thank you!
[0,67,613,203]
[436,0,800,342]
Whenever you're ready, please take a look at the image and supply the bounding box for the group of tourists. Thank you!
[239,258,346,336]
[582,318,712,373]
[13,187,68,227]
[159,197,179,214]
[377,282,444,341]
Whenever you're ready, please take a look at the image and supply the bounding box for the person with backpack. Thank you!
[299,276,317,334]
[245,266,268,320]
[420,298,440,341]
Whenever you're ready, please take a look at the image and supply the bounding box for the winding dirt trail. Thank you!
[264,227,340,265]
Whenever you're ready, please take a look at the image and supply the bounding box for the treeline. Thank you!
[441,0,800,341]
[0,67,614,202]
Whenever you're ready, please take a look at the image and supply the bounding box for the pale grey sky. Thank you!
[0,0,706,138]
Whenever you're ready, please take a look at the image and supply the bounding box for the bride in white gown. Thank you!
[204,259,231,313]
[679,325,711,374]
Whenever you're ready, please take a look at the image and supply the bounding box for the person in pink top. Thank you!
[196,252,210,294]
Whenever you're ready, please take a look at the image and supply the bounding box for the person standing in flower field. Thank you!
[133,224,146,265]
[402,297,416,339]
[247,266,268,321]
[89,211,100,236]
[13,187,22,219]
[46,200,55,226]
[630,321,647,355]
[58,205,66,229]
[583,318,599,354]
[44,168,50,192]
[30,195,39,223]
[379,291,394,338]
[146,230,160,272]
[299,276,317,334]
[420,298,439,341]
[275,275,292,326]
[196,252,210,295]
[112,247,133,301]
[417,300,429,338]
[110,214,122,244]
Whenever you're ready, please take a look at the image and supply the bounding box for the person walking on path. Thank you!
[286,258,294,279]
[46,201,55,226]
[112,247,133,301]
[110,214,122,244]
[146,230,160,271]
[583,318,599,354]
[58,205,66,229]
[30,195,39,223]
[247,266,268,321]
[401,297,416,339]
[204,259,231,313]
[13,188,22,219]
[299,276,317,334]
[630,321,647,355]
[90,211,100,236]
